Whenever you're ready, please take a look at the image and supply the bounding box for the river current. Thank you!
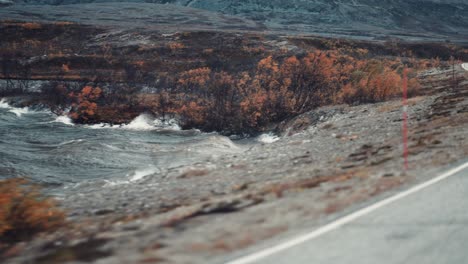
[0,98,270,192]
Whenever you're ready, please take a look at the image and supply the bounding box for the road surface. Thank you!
[225,161,468,264]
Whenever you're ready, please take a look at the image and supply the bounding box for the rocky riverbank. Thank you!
[3,64,467,263]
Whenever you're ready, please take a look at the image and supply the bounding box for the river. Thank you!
[0,98,263,193]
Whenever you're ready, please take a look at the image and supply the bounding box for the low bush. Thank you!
[68,86,102,123]
[51,50,423,134]
[142,50,422,133]
[0,178,65,243]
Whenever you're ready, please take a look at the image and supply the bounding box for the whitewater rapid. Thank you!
[85,114,181,131]
[0,98,246,192]
[257,132,280,143]
[0,98,33,117]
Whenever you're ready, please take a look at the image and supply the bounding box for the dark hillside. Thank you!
[7,0,468,42]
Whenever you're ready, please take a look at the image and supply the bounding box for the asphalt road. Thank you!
[225,161,468,264]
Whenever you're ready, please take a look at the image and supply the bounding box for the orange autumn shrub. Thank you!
[61,64,70,73]
[238,51,357,127]
[0,178,65,243]
[407,76,422,96]
[69,86,102,123]
[177,100,208,125]
[20,22,42,30]
[177,67,212,93]
[168,42,186,51]
[155,50,423,133]
[350,66,402,102]
[53,49,423,133]
[338,59,422,104]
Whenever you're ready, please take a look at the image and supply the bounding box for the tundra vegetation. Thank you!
[2,22,463,134]
[0,19,467,254]
[4,50,431,133]
[0,179,65,246]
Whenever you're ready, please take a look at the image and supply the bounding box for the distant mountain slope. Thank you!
[169,0,468,38]
[0,2,265,32]
[0,0,13,6]
[6,0,468,42]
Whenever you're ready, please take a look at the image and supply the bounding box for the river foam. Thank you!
[0,98,31,117]
[52,115,74,126]
[0,100,247,192]
[86,114,181,131]
[0,98,9,108]
[257,132,280,143]
[102,167,160,187]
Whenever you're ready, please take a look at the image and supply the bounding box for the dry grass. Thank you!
[19,22,42,30]
[54,21,75,26]
[0,178,65,243]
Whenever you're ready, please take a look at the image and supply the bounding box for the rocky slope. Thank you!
[0,3,265,31]
[4,64,468,264]
[4,0,468,42]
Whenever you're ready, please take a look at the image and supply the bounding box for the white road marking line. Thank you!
[225,161,468,264]
[462,63,468,71]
